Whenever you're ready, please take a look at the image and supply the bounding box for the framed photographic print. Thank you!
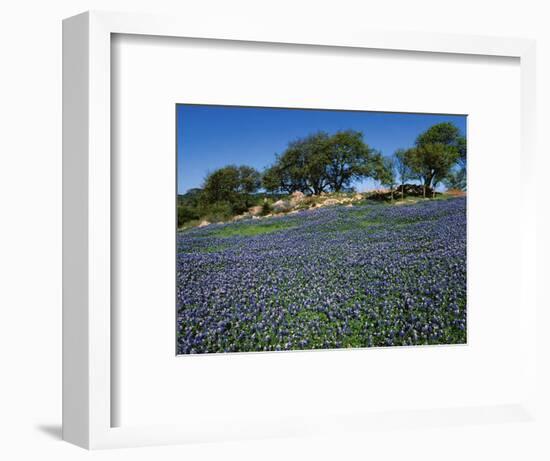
[63,11,538,450]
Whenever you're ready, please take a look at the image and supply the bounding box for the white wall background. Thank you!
[0,0,548,459]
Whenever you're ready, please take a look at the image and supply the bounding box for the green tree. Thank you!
[404,122,463,197]
[444,168,467,191]
[177,205,199,227]
[404,144,457,198]
[416,122,462,147]
[376,155,397,201]
[393,149,413,199]
[263,151,297,195]
[201,165,261,214]
[445,135,467,191]
[236,165,262,194]
[177,188,203,227]
[297,132,332,195]
[263,130,378,195]
[324,130,375,192]
[177,188,203,208]
[456,135,467,168]
[263,132,330,195]
[262,163,288,194]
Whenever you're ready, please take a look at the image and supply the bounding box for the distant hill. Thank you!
[177,188,203,207]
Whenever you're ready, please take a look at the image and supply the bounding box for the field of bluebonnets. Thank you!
[176,197,466,354]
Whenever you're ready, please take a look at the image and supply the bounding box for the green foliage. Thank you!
[262,130,377,195]
[237,165,262,194]
[261,201,272,216]
[404,144,455,196]
[325,130,375,192]
[444,167,467,191]
[393,149,413,185]
[201,164,261,215]
[178,205,200,227]
[456,136,467,167]
[399,122,464,194]
[210,221,295,238]
[301,132,332,194]
[202,165,261,204]
[263,132,330,194]
[451,135,467,189]
[199,201,234,223]
[177,188,204,227]
[375,155,396,189]
[262,163,288,193]
[415,122,461,147]
[177,188,202,207]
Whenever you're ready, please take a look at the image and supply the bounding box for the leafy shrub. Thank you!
[261,201,272,216]
[177,205,199,227]
[200,201,234,223]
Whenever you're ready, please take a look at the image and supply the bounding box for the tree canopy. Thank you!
[375,155,397,200]
[263,130,379,195]
[324,130,376,192]
[263,132,329,194]
[415,122,463,148]
[393,149,413,185]
[404,143,457,190]
[201,164,261,214]
[400,122,464,194]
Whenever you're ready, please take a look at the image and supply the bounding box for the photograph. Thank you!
[176,104,467,354]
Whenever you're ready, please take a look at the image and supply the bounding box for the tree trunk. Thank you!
[423,176,432,199]
[401,184,404,200]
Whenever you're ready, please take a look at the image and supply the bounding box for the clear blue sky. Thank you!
[177,104,467,194]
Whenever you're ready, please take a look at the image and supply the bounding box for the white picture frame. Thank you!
[62,10,538,450]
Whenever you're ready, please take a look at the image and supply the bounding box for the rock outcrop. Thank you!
[272,199,292,212]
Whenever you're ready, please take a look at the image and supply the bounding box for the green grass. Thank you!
[188,244,231,254]
[319,219,381,233]
[209,221,296,238]
[431,193,463,201]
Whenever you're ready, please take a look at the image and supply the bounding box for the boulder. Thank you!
[232,213,248,221]
[398,184,433,197]
[249,205,263,216]
[198,220,210,227]
[289,191,305,206]
[322,198,341,206]
[272,199,292,212]
[366,184,435,201]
